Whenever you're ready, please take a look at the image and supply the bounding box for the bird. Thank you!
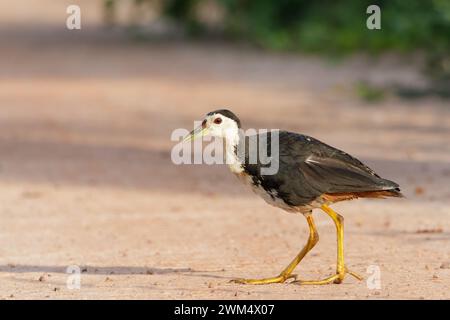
[183,109,403,285]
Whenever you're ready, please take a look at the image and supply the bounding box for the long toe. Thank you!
[230,274,297,285]
[293,268,363,285]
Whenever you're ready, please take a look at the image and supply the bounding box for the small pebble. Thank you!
[414,187,424,195]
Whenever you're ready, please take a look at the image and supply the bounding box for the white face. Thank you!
[203,113,239,140]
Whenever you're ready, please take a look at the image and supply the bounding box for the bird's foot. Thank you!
[230,274,297,285]
[293,267,363,285]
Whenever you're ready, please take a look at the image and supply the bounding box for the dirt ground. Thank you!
[0,1,449,300]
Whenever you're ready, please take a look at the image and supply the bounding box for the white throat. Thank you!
[223,129,244,174]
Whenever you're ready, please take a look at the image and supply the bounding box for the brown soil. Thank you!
[0,0,449,300]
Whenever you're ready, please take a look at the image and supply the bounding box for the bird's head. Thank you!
[184,109,241,142]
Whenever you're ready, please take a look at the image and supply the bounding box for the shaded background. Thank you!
[0,0,449,299]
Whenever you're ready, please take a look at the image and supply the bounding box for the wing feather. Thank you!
[243,131,400,207]
[279,131,399,195]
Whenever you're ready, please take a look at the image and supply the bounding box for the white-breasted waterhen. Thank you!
[184,109,403,285]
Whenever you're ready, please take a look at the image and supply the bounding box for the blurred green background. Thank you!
[104,0,450,99]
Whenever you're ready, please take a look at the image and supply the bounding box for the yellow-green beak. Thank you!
[183,125,209,142]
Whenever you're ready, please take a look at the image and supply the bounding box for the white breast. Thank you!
[233,172,297,213]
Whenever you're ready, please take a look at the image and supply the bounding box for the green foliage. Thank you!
[104,0,450,86]
[214,0,450,55]
[105,0,449,56]
[160,0,450,97]
[355,81,386,103]
[163,0,202,33]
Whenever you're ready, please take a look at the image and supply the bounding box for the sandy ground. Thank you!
[0,1,449,300]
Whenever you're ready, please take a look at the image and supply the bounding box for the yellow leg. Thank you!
[294,204,363,285]
[231,215,319,285]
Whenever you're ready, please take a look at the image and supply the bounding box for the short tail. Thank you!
[380,179,404,198]
[380,188,405,198]
[384,187,404,198]
[322,187,404,203]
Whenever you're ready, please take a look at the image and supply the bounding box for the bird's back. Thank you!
[239,131,402,210]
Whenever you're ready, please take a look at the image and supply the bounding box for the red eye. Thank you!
[214,118,222,124]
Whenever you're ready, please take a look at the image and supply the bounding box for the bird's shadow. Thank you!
[0,264,230,279]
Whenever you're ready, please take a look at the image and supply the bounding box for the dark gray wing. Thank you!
[284,131,399,192]
[242,131,399,207]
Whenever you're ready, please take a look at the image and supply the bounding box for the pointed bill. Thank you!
[183,125,209,142]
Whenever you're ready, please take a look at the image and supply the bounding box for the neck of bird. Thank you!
[224,129,244,174]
